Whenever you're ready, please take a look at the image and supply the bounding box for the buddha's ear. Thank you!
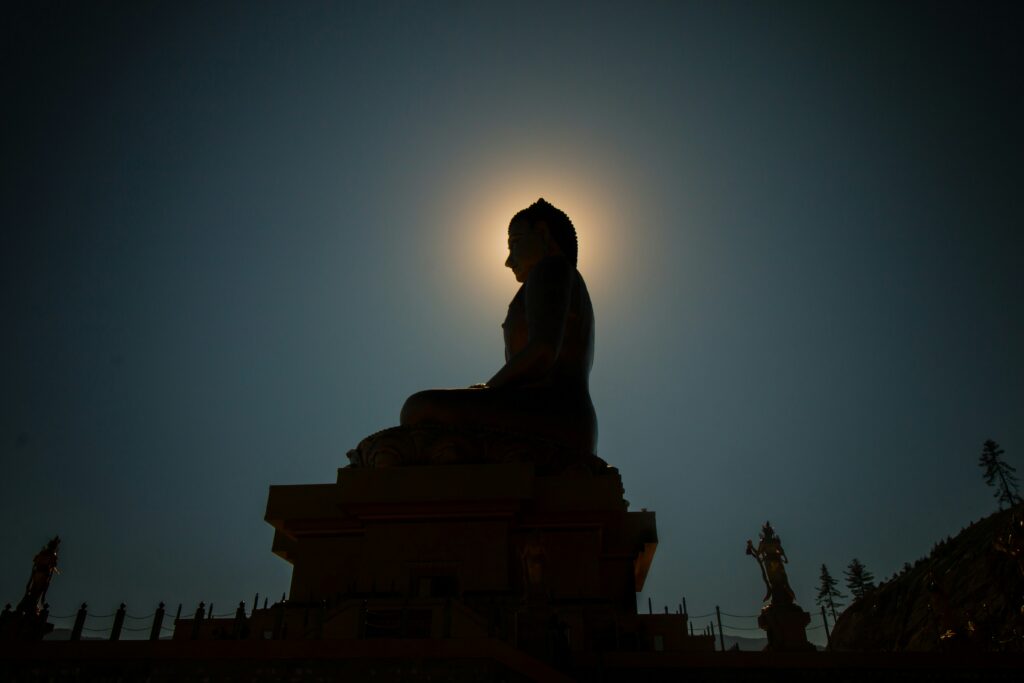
[535,221,561,254]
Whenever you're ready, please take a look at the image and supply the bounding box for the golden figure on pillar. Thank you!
[746,521,796,605]
[16,536,60,616]
[1,536,60,640]
[746,522,815,652]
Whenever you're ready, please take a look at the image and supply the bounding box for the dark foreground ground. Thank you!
[2,639,1023,683]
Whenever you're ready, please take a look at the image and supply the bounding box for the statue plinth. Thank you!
[0,608,53,641]
[758,602,816,652]
[234,426,714,660]
[266,457,644,606]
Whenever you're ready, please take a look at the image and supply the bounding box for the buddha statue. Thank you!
[398,198,598,456]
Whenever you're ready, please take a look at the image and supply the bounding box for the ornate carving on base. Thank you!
[346,425,611,476]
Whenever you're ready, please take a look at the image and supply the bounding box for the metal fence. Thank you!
[33,593,835,647]
[643,597,834,650]
[24,592,278,641]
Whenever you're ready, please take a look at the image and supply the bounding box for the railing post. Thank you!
[821,605,832,649]
[191,602,205,640]
[709,620,716,649]
[715,605,725,652]
[233,601,246,639]
[71,603,87,641]
[252,593,259,617]
[150,602,165,641]
[110,603,126,641]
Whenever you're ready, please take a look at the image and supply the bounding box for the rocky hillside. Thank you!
[830,504,1024,652]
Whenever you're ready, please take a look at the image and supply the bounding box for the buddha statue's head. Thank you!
[505,198,578,283]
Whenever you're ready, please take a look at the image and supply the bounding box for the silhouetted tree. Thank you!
[815,564,845,620]
[978,439,1021,509]
[844,558,875,600]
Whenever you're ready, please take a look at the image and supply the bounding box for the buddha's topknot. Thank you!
[510,198,578,267]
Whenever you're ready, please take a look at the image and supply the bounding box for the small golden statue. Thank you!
[746,521,814,652]
[16,536,60,616]
[2,536,60,640]
[746,521,796,606]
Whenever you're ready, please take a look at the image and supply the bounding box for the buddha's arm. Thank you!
[487,258,572,389]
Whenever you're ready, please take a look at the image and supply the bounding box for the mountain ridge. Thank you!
[830,503,1024,651]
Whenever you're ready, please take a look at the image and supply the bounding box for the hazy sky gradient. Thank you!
[3,1,1021,640]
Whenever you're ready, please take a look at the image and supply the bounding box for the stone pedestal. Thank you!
[0,607,53,641]
[758,602,816,652]
[266,462,648,628]
[253,458,712,658]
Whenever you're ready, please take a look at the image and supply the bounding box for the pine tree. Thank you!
[978,439,1021,509]
[815,563,845,620]
[844,558,876,600]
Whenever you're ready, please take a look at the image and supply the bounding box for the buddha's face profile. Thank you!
[505,220,558,283]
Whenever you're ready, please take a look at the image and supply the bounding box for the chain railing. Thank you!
[644,598,835,650]
[24,592,836,647]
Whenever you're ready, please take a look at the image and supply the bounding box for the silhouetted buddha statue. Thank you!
[401,198,598,454]
[347,199,601,472]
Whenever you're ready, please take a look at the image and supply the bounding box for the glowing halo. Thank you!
[432,165,623,312]
[411,129,667,355]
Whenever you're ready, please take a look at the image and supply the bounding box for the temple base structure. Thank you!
[174,458,713,668]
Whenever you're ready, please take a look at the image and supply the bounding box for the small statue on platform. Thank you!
[2,537,59,640]
[746,521,814,652]
[746,521,796,606]
[16,536,60,616]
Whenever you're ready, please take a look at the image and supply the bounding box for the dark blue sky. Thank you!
[3,1,1021,641]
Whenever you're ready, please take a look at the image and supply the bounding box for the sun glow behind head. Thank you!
[431,159,630,320]
[408,130,670,381]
